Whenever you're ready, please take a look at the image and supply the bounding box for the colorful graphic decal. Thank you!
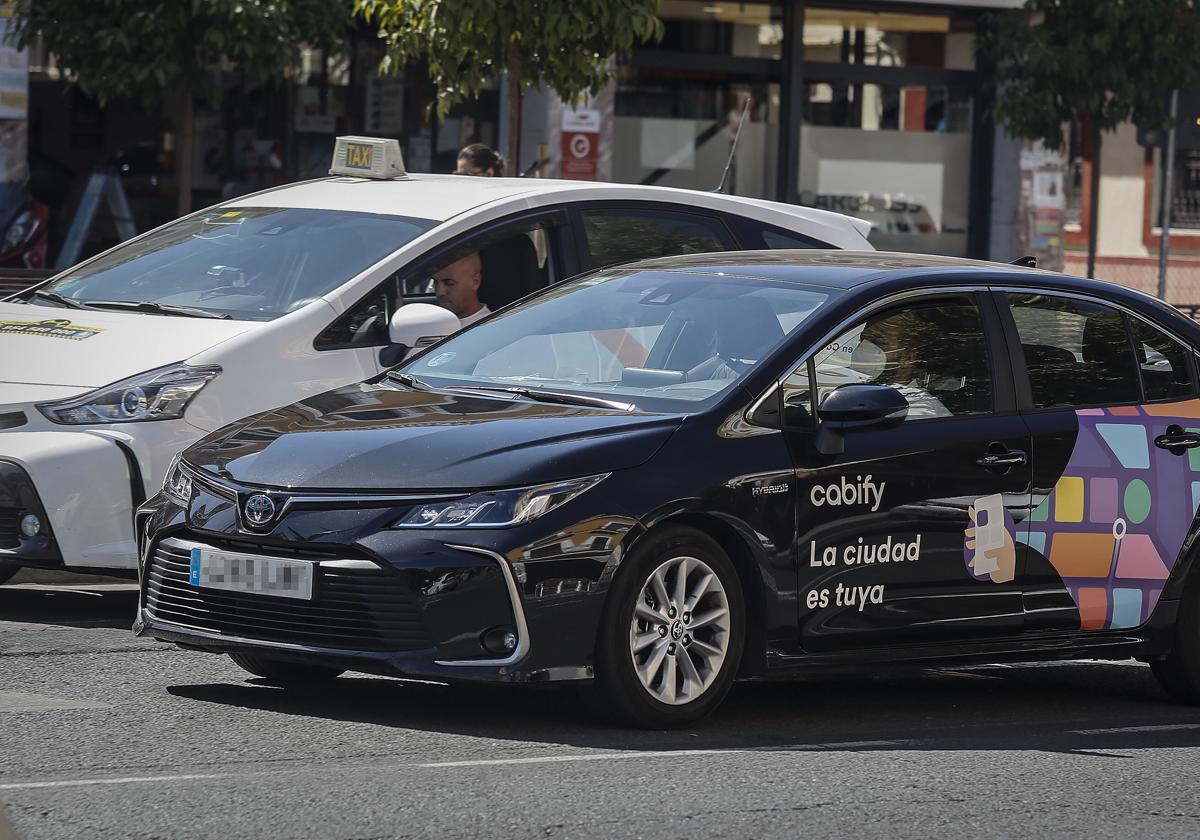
[1018,400,1200,630]
[965,495,1017,584]
[0,318,103,340]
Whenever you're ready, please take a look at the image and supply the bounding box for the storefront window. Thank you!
[1154,148,1200,231]
[803,8,976,70]
[657,0,784,60]
[613,72,780,199]
[797,9,976,256]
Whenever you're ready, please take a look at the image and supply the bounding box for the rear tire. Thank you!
[593,525,744,728]
[1151,579,1200,702]
[229,652,344,685]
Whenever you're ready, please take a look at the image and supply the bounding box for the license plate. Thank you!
[189,547,314,600]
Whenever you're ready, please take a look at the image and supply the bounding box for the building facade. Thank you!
[522,0,1025,263]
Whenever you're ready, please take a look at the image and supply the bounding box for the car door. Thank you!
[780,290,1031,652]
[312,210,570,370]
[998,290,1200,634]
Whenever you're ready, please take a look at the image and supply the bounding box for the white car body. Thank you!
[0,173,872,572]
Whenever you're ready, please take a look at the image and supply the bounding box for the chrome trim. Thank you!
[180,462,235,500]
[159,536,372,568]
[988,284,1197,348]
[142,616,383,658]
[434,544,531,668]
[318,559,380,570]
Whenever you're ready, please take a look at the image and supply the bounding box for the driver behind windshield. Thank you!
[434,251,491,328]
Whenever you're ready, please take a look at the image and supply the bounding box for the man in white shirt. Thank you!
[434,251,491,328]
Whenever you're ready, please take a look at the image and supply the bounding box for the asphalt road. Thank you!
[3,580,1200,840]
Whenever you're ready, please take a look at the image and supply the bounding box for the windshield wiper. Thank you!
[30,290,95,310]
[386,371,432,390]
[457,385,635,412]
[509,387,636,411]
[82,300,232,319]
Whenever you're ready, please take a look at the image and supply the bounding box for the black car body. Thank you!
[135,251,1200,726]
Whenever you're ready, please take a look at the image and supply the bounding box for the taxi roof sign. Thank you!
[330,136,407,179]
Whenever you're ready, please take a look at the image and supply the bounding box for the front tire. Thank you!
[594,525,744,728]
[229,652,344,685]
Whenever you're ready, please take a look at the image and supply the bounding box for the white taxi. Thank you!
[0,136,873,578]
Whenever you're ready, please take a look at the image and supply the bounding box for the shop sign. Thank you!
[561,108,600,181]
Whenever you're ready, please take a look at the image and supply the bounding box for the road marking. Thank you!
[0,773,230,791]
[1068,723,1200,736]
[0,741,921,790]
[417,749,747,769]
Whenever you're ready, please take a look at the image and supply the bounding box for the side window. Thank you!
[1007,293,1141,409]
[761,228,827,250]
[1131,318,1195,401]
[315,216,562,351]
[784,300,993,422]
[403,217,560,309]
[579,208,736,271]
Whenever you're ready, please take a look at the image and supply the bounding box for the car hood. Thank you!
[186,381,685,491]
[0,301,256,387]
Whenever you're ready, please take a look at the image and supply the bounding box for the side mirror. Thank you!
[815,384,907,455]
[379,303,460,368]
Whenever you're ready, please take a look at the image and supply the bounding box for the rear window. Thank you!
[1007,293,1142,409]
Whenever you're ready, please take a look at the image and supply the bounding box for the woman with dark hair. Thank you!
[456,143,504,176]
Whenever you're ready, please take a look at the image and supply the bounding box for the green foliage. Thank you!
[356,0,663,117]
[9,0,353,106]
[980,0,1200,149]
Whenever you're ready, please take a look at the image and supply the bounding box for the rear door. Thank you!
[998,291,1200,633]
[784,290,1032,651]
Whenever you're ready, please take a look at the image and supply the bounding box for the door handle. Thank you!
[1154,424,1200,455]
[976,450,1027,469]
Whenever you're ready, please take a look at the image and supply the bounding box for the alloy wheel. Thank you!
[628,554,731,705]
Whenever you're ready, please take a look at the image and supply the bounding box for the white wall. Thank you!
[1096,122,1150,257]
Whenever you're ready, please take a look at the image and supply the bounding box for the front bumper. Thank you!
[0,423,194,570]
[0,458,61,567]
[0,431,140,569]
[135,492,638,683]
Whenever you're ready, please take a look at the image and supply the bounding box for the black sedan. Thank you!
[135,251,1200,727]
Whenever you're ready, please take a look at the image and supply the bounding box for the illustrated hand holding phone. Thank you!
[965,494,1016,584]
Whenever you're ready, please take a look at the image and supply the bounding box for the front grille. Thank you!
[0,507,18,549]
[144,538,431,652]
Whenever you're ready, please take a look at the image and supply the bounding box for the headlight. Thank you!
[161,454,193,506]
[394,474,608,529]
[37,363,221,424]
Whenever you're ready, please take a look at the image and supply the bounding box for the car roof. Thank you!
[222,174,874,244]
[624,250,1046,288]
[627,249,1200,342]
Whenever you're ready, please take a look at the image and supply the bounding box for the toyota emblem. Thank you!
[243,494,276,527]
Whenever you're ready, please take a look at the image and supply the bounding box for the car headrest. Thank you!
[645,310,718,372]
[1022,343,1077,370]
[1081,313,1130,367]
[478,234,544,309]
[716,296,784,361]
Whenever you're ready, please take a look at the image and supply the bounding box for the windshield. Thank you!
[404,269,834,408]
[29,207,436,320]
